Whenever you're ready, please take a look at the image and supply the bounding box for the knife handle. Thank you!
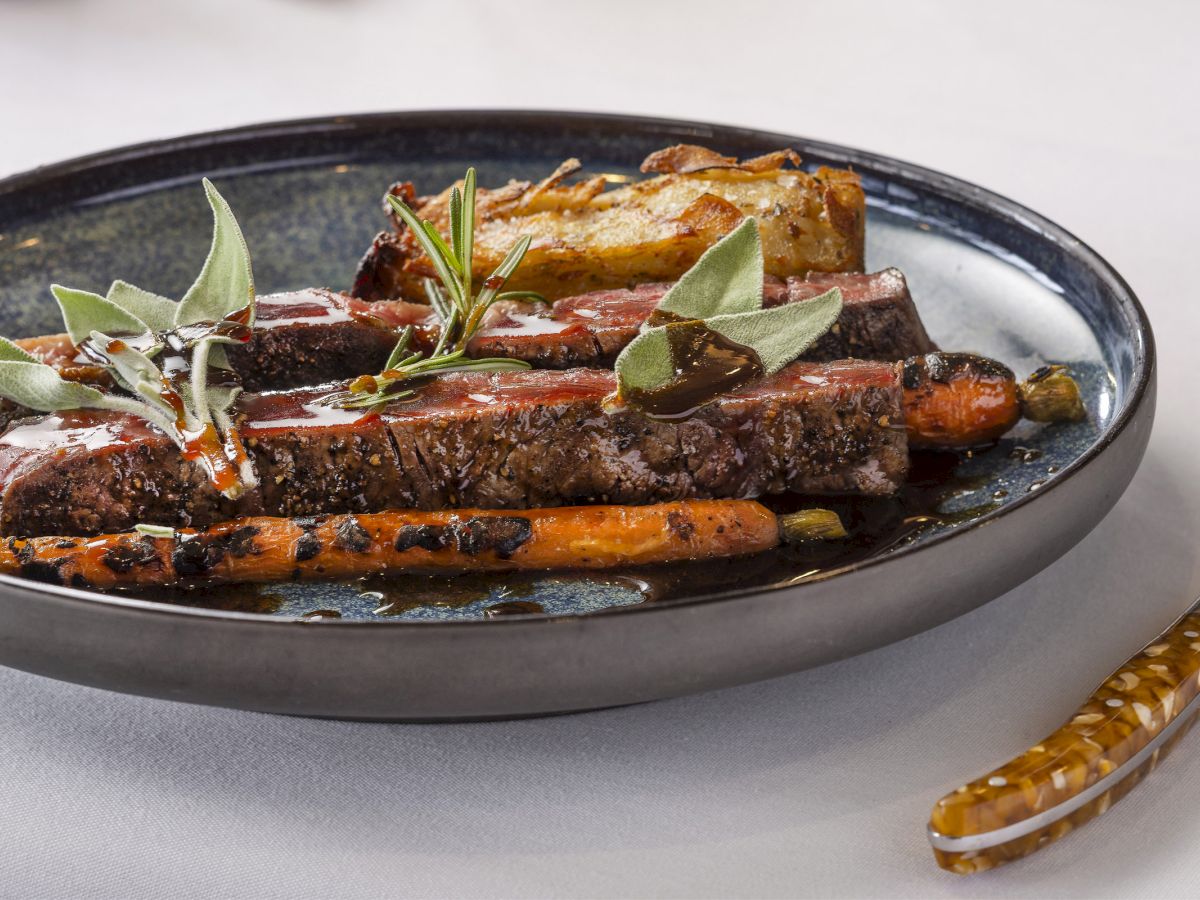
[928,607,1200,874]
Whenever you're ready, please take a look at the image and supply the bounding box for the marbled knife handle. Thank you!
[928,605,1200,874]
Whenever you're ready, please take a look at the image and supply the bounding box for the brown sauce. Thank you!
[484,600,546,617]
[364,573,539,616]
[299,609,342,621]
[622,318,765,418]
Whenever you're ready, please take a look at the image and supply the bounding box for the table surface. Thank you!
[2,1,1198,896]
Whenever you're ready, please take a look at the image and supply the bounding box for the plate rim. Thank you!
[0,108,1157,630]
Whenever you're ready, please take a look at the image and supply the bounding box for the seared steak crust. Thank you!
[797,269,936,362]
[0,412,259,538]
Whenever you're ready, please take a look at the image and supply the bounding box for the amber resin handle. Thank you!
[928,605,1200,874]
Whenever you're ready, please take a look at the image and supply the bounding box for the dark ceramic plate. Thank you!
[0,111,1154,720]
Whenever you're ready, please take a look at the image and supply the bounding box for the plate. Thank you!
[0,111,1154,720]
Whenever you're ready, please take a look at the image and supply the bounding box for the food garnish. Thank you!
[133,523,176,538]
[324,168,540,409]
[613,218,844,416]
[2,501,846,590]
[0,179,258,498]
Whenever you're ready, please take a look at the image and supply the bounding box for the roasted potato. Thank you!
[352,145,865,302]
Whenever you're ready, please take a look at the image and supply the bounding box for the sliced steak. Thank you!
[2,272,933,432]
[0,290,400,431]
[385,269,935,369]
[228,290,398,392]
[0,361,908,536]
[0,411,260,538]
[794,269,936,362]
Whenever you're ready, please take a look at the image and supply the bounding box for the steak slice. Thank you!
[0,411,260,539]
[1,271,933,431]
[374,362,906,510]
[228,290,398,392]
[794,269,936,362]
[378,269,936,370]
[12,289,398,395]
[0,290,399,431]
[0,361,908,536]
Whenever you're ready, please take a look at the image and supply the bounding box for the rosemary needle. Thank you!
[327,168,543,409]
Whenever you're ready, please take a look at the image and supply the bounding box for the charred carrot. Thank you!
[902,353,1086,448]
[1,501,845,590]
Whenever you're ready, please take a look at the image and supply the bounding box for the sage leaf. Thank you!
[106,280,177,332]
[611,327,678,395]
[206,384,242,417]
[0,360,109,412]
[704,287,843,375]
[50,285,150,346]
[90,330,172,410]
[0,337,39,364]
[176,178,256,328]
[652,217,763,322]
[615,288,843,402]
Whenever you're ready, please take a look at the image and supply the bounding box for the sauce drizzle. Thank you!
[623,317,765,418]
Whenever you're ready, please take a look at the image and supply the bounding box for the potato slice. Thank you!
[351,145,866,302]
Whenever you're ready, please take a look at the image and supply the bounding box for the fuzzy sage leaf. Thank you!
[615,288,843,401]
[0,361,111,412]
[106,280,177,332]
[614,214,843,414]
[50,285,151,346]
[176,178,256,328]
[0,337,39,364]
[651,217,763,322]
[703,287,842,375]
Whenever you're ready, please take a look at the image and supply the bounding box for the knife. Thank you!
[927,597,1200,873]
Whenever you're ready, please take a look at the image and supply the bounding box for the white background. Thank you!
[2,1,1199,897]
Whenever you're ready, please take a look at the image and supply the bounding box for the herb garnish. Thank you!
[613,218,843,415]
[325,168,540,409]
[0,179,258,498]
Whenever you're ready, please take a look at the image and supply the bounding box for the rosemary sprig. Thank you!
[326,168,540,409]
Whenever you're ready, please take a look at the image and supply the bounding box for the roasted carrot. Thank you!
[902,353,1085,448]
[0,501,846,590]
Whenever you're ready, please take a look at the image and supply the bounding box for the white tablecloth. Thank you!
[2,1,1198,896]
